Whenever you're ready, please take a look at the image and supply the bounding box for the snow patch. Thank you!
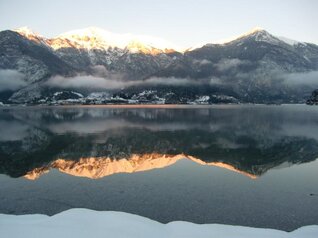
[278,36,300,46]
[195,96,210,104]
[0,209,317,238]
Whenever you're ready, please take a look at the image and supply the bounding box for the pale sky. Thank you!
[0,0,317,48]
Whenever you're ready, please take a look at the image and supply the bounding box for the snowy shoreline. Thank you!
[1,209,317,238]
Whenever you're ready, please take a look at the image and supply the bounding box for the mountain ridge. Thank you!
[12,26,315,52]
[14,26,180,54]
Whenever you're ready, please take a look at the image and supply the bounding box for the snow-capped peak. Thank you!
[51,27,179,54]
[232,27,276,42]
[57,27,126,48]
[188,27,293,51]
[14,27,48,46]
[198,27,270,46]
[212,27,285,46]
[234,28,301,47]
[14,27,43,39]
[243,27,265,35]
[15,26,37,36]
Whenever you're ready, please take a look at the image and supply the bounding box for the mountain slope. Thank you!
[186,29,315,73]
[0,30,77,102]
[0,30,74,82]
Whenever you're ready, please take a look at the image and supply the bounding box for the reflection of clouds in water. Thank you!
[47,119,130,134]
[282,124,318,141]
[5,106,318,144]
[216,138,246,149]
[52,110,85,120]
[46,118,212,134]
[0,120,29,141]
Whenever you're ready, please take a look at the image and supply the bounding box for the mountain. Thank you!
[0,27,318,104]
[45,27,178,81]
[154,28,318,103]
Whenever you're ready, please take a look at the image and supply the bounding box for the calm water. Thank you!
[0,105,318,231]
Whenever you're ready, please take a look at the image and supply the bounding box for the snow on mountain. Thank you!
[187,27,285,51]
[278,36,301,46]
[48,27,179,54]
[232,27,283,45]
[1,209,318,238]
[14,26,304,54]
[14,27,47,45]
[15,26,38,37]
[13,26,179,54]
[218,27,283,46]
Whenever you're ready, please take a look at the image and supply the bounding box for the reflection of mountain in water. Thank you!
[1,106,318,179]
[24,154,259,180]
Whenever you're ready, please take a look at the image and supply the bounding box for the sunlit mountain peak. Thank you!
[15,26,38,36]
[52,27,179,54]
[14,26,45,44]
[245,26,265,34]
[13,26,180,54]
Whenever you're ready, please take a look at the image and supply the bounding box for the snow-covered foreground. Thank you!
[0,209,317,238]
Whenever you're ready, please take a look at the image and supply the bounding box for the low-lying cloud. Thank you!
[145,77,202,86]
[282,71,318,87]
[193,59,212,66]
[215,58,249,72]
[45,66,318,93]
[0,70,27,91]
[46,64,211,90]
[46,75,126,89]
[46,74,205,90]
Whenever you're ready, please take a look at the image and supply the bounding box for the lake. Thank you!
[0,104,318,231]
